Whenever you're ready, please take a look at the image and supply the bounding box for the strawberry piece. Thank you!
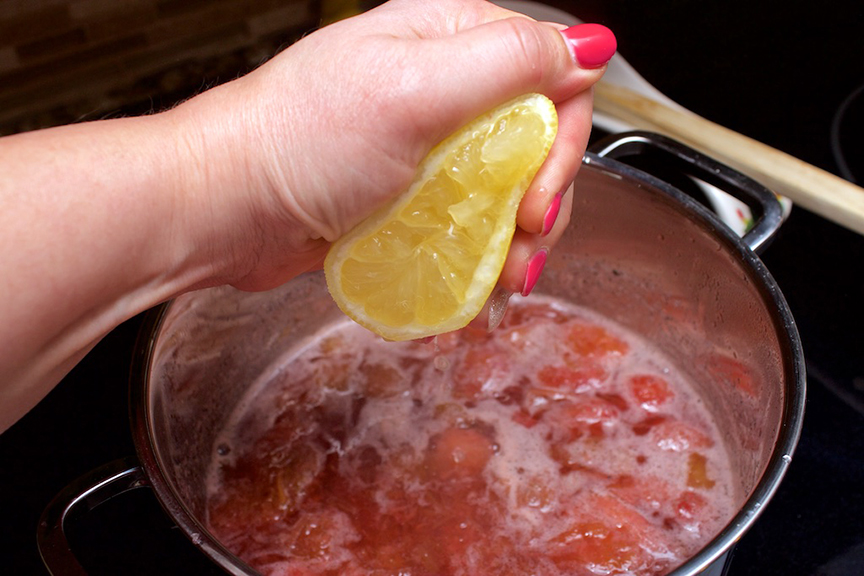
[566,322,629,357]
[629,374,674,411]
[426,427,495,480]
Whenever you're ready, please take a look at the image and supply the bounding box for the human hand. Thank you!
[0,0,615,429]
[174,0,615,313]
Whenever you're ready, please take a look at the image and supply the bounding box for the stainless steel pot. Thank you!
[38,132,806,576]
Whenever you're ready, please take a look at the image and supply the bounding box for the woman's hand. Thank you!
[0,0,614,431]
[176,0,614,294]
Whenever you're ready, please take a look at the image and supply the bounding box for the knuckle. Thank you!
[501,17,551,86]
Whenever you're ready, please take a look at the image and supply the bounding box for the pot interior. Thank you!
[134,157,803,574]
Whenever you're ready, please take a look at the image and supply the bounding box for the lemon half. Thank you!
[324,93,558,341]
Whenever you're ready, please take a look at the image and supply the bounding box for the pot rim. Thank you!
[128,152,807,576]
[129,302,257,575]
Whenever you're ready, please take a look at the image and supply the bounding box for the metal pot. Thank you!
[38,132,806,576]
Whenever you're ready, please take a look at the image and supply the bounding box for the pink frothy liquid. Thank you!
[205,296,738,576]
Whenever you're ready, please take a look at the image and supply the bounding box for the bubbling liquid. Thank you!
[205,296,738,576]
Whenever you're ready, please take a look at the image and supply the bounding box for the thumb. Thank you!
[405,17,615,137]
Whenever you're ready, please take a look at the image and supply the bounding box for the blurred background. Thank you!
[1,0,863,575]
[1,0,325,135]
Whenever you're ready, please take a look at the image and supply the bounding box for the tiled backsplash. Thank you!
[0,0,325,135]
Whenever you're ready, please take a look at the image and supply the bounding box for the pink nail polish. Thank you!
[522,249,548,297]
[541,192,563,237]
[560,23,617,69]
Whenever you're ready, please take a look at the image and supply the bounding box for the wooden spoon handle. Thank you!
[594,82,864,236]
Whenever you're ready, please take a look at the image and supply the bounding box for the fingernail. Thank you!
[541,192,563,237]
[521,248,548,297]
[560,23,617,68]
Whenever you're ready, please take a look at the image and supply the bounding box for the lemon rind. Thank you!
[324,93,557,341]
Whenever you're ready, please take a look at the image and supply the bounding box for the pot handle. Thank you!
[37,457,149,576]
[589,131,784,253]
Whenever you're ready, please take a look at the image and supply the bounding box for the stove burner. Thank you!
[831,80,864,185]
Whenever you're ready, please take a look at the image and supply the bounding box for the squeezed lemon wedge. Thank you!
[324,93,558,341]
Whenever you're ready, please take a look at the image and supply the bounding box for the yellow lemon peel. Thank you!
[324,93,557,341]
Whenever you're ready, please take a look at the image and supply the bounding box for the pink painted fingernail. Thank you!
[521,248,548,297]
[541,192,563,237]
[560,23,617,68]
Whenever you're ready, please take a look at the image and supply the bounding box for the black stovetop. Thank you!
[2,1,864,574]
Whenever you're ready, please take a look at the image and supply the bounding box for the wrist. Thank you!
[164,78,329,292]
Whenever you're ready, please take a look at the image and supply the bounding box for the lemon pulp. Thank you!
[325,93,557,340]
